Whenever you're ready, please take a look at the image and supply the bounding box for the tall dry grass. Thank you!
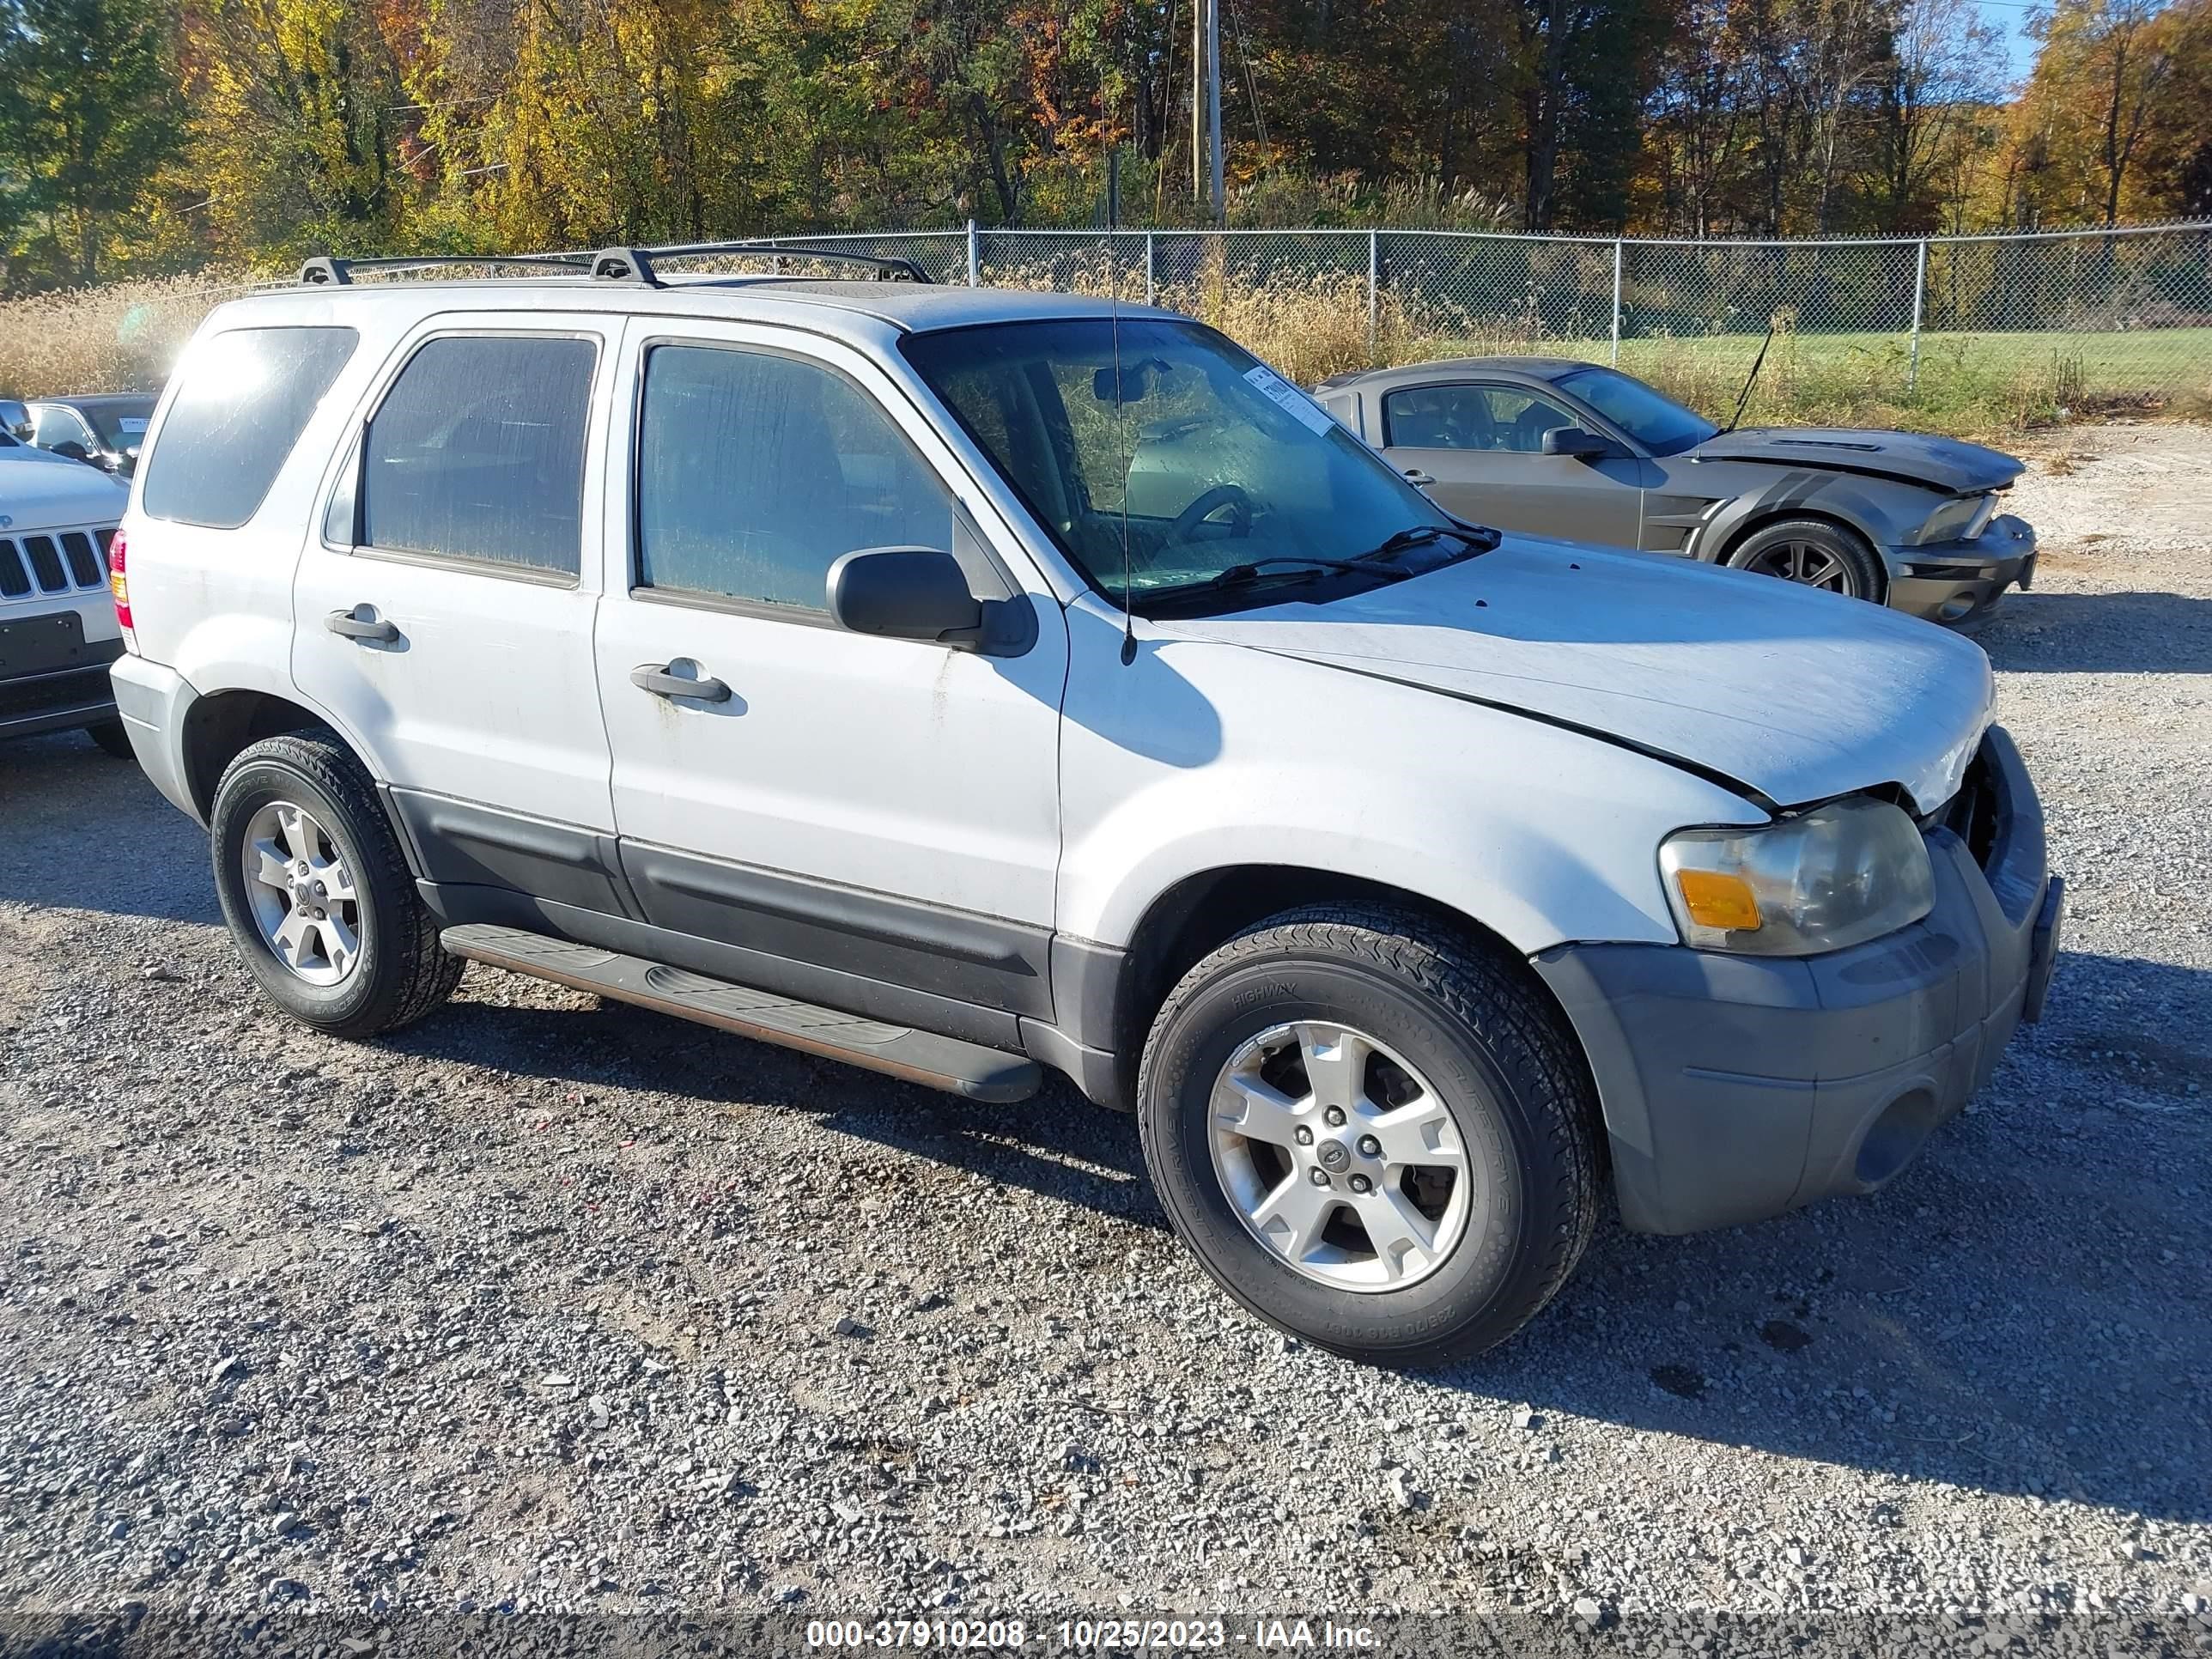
[0,258,2112,434]
[0,272,267,398]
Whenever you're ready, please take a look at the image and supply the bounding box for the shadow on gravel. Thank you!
[386,943,2211,1528]
[1432,946,2211,1527]
[1972,588,2212,672]
[0,731,219,923]
[382,995,1163,1228]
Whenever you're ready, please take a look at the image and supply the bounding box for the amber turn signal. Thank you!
[1674,869,1761,933]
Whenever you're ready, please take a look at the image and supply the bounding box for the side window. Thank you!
[360,334,595,577]
[141,327,359,528]
[30,406,88,448]
[1384,384,1578,453]
[1385,385,1495,451]
[635,343,954,613]
[1479,386,1578,453]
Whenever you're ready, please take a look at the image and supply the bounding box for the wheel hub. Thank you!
[239,800,363,988]
[1206,1020,1474,1293]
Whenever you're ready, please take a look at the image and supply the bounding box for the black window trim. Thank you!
[142,325,362,531]
[623,331,988,631]
[325,325,604,589]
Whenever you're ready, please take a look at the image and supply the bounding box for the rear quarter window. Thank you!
[141,326,359,529]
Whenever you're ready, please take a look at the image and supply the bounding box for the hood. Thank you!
[1159,538,1994,812]
[1688,428,2023,495]
[0,447,128,527]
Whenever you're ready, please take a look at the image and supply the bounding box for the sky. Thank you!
[1978,0,2044,87]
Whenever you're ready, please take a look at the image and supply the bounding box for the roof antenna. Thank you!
[1110,233,1137,666]
[1723,317,1778,435]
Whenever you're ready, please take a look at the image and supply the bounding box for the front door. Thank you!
[592,322,1069,1028]
[1380,380,1644,547]
[291,318,623,913]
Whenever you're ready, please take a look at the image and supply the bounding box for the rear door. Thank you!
[1380,380,1644,547]
[291,317,624,915]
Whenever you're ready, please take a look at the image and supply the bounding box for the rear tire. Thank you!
[1725,517,1885,603]
[86,720,136,760]
[210,732,462,1038]
[1136,904,1601,1366]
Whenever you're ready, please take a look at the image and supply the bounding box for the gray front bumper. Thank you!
[1888,513,2037,625]
[1533,725,2055,1236]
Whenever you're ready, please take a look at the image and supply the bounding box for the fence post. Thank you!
[1907,238,1928,394]
[1367,230,1381,357]
[966,220,981,288]
[1610,240,1625,366]
[1146,231,1157,307]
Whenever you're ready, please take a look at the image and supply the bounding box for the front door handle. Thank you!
[327,607,399,643]
[631,663,732,703]
[1402,468,1437,488]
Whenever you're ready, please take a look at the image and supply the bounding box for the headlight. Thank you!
[1921,493,1997,544]
[1659,796,1935,956]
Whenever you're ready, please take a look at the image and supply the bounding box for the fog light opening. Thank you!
[1854,1088,1942,1188]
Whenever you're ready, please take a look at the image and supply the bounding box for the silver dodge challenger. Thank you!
[1312,356,2037,624]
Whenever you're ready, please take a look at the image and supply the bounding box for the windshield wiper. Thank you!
[1353,521,1501,564]
[1143,555,1417,611]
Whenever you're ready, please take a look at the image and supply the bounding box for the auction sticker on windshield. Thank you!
[1243,364,1337,435]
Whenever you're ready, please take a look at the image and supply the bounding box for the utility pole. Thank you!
[1191,0,1205,209]
[1205,0,1224,224]
[1192,0,1224,222]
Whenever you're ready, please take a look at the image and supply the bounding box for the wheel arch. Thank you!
[1079,863,1592,1112]
[181,687,343,821]
[1716,506,1891,601]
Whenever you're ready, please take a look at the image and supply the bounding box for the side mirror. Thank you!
[827,546,984,647]
[50,439,91,462]
[1540,426,1612,460]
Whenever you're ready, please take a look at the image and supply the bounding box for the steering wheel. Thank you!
[1170,483,1254,544]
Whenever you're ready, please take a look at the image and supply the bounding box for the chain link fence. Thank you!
[771,222,2212,417]
[6,224,2206,424]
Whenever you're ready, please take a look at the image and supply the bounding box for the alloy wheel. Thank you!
[239,799,363,987]
[1206,1021,1473,1292]
[1742,538,1860,594]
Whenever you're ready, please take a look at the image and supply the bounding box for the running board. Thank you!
[440,923,1042,1103]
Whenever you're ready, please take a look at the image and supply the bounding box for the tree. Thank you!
[1860,0,2007,228]
[0,0,182,286]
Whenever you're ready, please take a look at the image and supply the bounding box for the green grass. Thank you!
[1391,326,2212,434]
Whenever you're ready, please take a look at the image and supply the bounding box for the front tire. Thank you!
[1137,905,1601,1366]
[210,732,462,1038]
[1725,517,1885,603]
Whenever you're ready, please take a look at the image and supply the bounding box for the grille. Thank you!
[0,524,118,601]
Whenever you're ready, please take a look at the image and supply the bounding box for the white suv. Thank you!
[2,431,131,753]
[109,248,2063,1364]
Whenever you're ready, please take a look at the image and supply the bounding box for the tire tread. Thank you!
[1137,903,1601,1364]
[213,731,463,1035]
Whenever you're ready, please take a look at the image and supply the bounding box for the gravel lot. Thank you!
[2,422,2208,1650]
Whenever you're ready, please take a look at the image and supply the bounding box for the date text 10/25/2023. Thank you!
[803,1620,1383,1650]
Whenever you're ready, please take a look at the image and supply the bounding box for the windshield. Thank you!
[900,319,1453,607]
[1554,366,1717,457]
[82,400,156,448]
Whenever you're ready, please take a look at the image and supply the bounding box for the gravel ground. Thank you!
[1,422,2208,1652]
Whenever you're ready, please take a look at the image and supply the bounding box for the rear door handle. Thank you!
[326,608,399,643]
[630,663,732,703]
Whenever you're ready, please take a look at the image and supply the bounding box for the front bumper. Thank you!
[1887,513,2037,625]
[0,635,124,741]
[1533,725,2057,1236]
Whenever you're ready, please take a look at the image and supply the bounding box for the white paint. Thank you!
[119,276,2006,1010]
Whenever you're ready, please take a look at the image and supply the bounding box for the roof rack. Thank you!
[296,253,593,286]
[587,242,933,287]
